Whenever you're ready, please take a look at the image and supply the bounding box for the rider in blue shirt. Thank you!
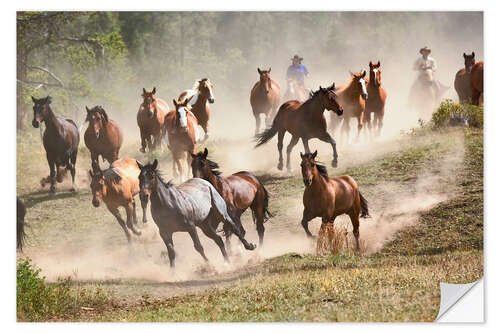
[286,54,309,85]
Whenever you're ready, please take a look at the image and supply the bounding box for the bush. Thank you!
[17,258,111,321]
[432,99,483,128]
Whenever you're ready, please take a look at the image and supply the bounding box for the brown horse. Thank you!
[137,87,168,153]
[84,105,123,172]
[300,151,369,252]
[191,148,272,246]
[454,52,476,103]
[330,71,368,143]
[163,97,198,182]
[89,158,147,243]
[470,61,484,106]
[256,84,343,171]
[250,68,281,134]
[178,78,215,141]
[365,62,387,138]
[31,96,79,193]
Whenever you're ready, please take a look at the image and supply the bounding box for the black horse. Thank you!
[32,96,80,192]
[137,159,256,268]
[17,197,26,251]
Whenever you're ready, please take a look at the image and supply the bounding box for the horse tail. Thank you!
[261,184,273,222]
[359,192,370,218]
[254,104,283,147]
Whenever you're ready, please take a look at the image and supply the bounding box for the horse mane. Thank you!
[155,169,174,188]
[315,163,329,179]
[206,158,222,176]
[192,78,209,91]
[103,168,122,185]
[96,106,109,123]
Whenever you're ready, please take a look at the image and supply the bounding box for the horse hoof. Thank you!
[50,187,56,194]
[331,160,338,168]
[246,243,257,251]
[139,147,146,153]
[277,163,283,171]
[70,187,76,192]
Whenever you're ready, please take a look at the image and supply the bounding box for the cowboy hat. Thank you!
[291,54,304,61]
[419,46,431,55]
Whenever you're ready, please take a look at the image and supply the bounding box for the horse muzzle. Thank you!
[92,199,100,207]
[303,178,312,187]
[32,120,40,128]
[335,108,344,116]
[209,97,215,104]
[362,93,368,100]
[139,193,149,204]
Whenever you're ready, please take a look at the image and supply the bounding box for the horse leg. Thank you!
[200,224,229,262]
[318,131,339,168]
[223,223,233,255]
[286,135,300,172]
[176,156,184,183]
[69,152,77,192]
[202,121,210,142]
[146,136,154,152]
[186,150,193,180]
[349,211,361,253]
[125,202,142,236]
[277,130,285,170]
[46,154,56,193]
[159,230,175,268]
[188,226,209,262]
[301,209,315,239]
[252,205,266,247]
[356,115,363,142]
[140,196,148,223]
[254,113,261,136]
[301,137,311,154]
[139,128,147,153]
[342,117,350,145]
[472,89,481,106]
[376,112,384,137]
[109,206,132,243]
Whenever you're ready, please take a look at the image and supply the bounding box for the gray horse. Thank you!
[137,159,256,268]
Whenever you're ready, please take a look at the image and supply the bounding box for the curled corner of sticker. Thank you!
[435,278,483,322]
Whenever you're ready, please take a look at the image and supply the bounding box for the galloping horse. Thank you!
[470,61,483,106]
[31,96,79,193]
[454,52,476,103]
[178,78,215,141]
[137,159,256,268]
[84,105,123,172]
[89,158,146,243]
[365,62,387,138]
[300,151,369,252]
[250,68,280,135]
[191,148,272,246]
[137,87,168,153]
[255,84,344,171]
[330,71,368,143]
[163,97,198,182]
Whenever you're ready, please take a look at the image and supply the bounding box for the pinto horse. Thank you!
[137,87,168,153]
[250,68,281,134]
[137,159,256,268]
[178,78,215,141]
[300,151,369,252]
[365,62,387,138]
[454,52,476,103]
[31,96,79,193]
[163,97,198,182]
[84,105,123,172]
[89,158,146,243]
[191,148,272,246]
[330,71,368,143]
[470,61,484,106]
[255,84,343,171]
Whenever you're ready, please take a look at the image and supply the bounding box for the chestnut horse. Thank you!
[250,68,281,134]
[31,96,79,193]
[454,52,476,103]
[89,158,146,243]
[365,62,387,138]
[255,84,344,171]
[300,151,369,252]
[84,105,123,172]
[163,97,198,182]
[470,61,484,106]
[330,71,368,143]
[191,148,272,246]
[178,78,215,141]
[137,87,168,153]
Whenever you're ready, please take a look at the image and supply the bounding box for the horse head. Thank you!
[313,83,343,116]
[172,97,192,133]
[369,61,382,88]
[190,148,213,179]
[300,150,318,187]
[464,52,476,74]
[31,95,52,128]
[89,168,105,207]
[137,159,159,205]
[85,105,108,139]
[197,78,215,103]
[350,70,368,100]
[257,67,272,94]
[141,87,158,118]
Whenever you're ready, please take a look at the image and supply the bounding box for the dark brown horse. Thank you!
[365,62,387,138]
[178,78,215,141]
[191,148,272,246]
[137,87,168,152]
[330,71,368,143]
[454,52,476,103]
[250,68,281,135]
[300,151,369,252]
[470,61,484,106]
[84,105,123,172]
[31,96,79,193]
[255,84,343,171]
[163,97,198,182]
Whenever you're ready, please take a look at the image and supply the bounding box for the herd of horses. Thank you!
[17,53,483,268]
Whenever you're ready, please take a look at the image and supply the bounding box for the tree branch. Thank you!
[20,63,64,87]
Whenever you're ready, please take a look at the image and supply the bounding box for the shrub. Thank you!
[432,99,483,128]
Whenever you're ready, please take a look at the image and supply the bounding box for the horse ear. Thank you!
[185,95,193,105]
[173,99,178,108]
[190,152,197,158]
[31,96,36,103]
[349,70,354,77]
[377,61,380,67]
[136,161,144,170]
[86,106,90,112]
[203,148,208,158]
[257,68,262,74]
[300,152,304,158]
[142,88,146,95]
[472,51,475,58]
[369,61,373,67]
[268,67,271,73]
[152,87,156,95]
[463,53,466,58]
[152,159,158,170]
[331,82,335,90]
[312,150,317,159]
[362,70,367,78]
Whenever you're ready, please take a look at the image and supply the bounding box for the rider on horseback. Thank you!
[286,55,309,99]
[412,46,448,94]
